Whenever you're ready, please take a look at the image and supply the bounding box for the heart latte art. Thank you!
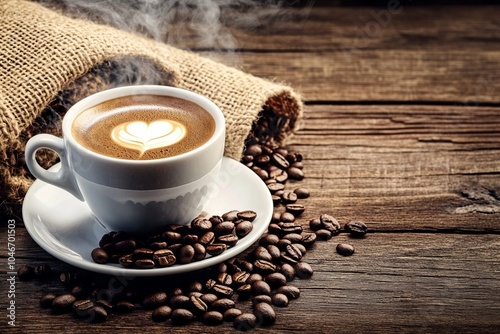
[72,95,215,160]
[111,120,187,157]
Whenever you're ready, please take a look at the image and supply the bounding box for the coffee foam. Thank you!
[72,95,215,160]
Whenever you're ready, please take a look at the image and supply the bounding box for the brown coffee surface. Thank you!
[72,95,215,160]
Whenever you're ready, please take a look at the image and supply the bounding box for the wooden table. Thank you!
[2,3,500,333]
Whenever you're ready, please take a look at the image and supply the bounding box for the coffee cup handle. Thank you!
[25,134,84,201]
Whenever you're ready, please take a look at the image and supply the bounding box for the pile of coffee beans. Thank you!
[20,130,368,330]
[90,210,257,269]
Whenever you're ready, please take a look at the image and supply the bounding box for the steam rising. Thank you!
[37,0,308,56]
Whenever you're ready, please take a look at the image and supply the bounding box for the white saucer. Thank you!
[23,157,273,277]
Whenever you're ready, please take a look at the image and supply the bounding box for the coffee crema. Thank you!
[72,95,216,160]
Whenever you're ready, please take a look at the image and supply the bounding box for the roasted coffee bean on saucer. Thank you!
[91,210,257,269]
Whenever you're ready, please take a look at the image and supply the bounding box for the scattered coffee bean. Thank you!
[152,305,172,322]
[233,312,258,331]
[253,302,276,326]
[40,293,57,309]
[345,221,368,237]
[336,243,355,256]
[277,285,301,300]
[293,187,310,199]
[295,262,314,279]
[272,293,289,307]
[142,291,167,310]
[171,308,195,326]
[224,308,243,322]
[17,265,35,281]
[34,264,52,279]
[202,311,224,326]
[87,306,107,323]
[114,301,136,314]
[52,294,77,313]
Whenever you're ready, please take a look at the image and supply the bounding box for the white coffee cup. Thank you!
[25,85,225,234]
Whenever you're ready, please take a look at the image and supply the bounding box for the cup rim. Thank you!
[62,85,225,165]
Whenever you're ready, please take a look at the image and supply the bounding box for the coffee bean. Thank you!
[280,263,296,281]
[171,308,195,326]
[52,294,77,313]
[142,291,167,309]
[253,259,276,275]
[71,286,87,299]
[244,144,262,157]
[233,312,258,331]
[277,238,292,250]
[315,229,332,240]
[287,166,304,180]
[200,293,218,307]
[40,293,57,308]
[224,308,243,322]
[17,265,35,281]
[217,272,233,286]
[236,221,253,238]
[135,259,155,269]
[253,302,276,326]
[282,233,303,243]
[87,306,107,323]
[199,231,215,245]
[266,245,281,261]
[114,239,137,255]
[189,295,208,315]
[236,284,252,300]
[218,234,239,247]
[34,264,52,279]
[336,243,355,256]
[169,295,190,309]
[301,232,317,247]
[309,218,322,231]
[271,152,290,170]
[210,298,235,313]
[265,273,287,288]
[232,271,250,286]
[181,234,199,245]
[149,241,167,250]
[259,234,279,246]
[320,214,341,235]
[95,299,113,313]
[191,218,212,235]
[277,285,301,300]
[163,231,182,244]
[268,223,282,235]
[281,191,297,204]
[153,249,176,267]
[272,293,289,307]
[237,210,257,222]
[243,273,261,286]
[131,248,154,261]
[73,299,94,313]
[114,301,136,314]
[222,210,239,222]
[280,222,302,234]
[206,243,228,256]
[192,243,207,261]
[252,246,273,262]
[251,280,272,296]
[286,203,305,216]
[267,182,285,193]
[178,245,195,264]
[345,221,368,237]
[214,221,236,237]
[202,311,224,326]
[188,281,204,292]
[212,284,234,298]
[119,254,134,268]
[152,305,172,322]
[280,212,296,223]
[293,187,310,199]
[273,170,288,183]
[285,244,303,262]
[295,262,314,279]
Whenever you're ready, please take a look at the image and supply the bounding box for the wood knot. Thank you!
[453,187,500,214]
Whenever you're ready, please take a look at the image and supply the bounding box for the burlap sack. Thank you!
[0,0,302,217]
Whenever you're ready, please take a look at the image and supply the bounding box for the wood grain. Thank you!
[2,3,500,334]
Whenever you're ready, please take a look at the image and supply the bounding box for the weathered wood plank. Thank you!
[2,232,499,333]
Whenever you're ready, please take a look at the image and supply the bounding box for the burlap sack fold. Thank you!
[0,0,302,217]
